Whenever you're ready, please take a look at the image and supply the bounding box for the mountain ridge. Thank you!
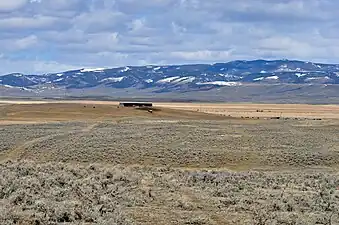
[1,59,339,103]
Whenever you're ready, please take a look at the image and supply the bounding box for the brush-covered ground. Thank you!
[0,103,339,225]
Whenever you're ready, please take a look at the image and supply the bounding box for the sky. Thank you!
[0,0,339,74]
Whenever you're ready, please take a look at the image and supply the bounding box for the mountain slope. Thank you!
[0,59,339,103]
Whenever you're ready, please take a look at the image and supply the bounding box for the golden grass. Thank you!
[1,100,338,119]
[155,103,339,119]
[0,102,227,124]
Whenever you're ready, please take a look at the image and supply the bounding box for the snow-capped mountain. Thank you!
[1,60,339,93]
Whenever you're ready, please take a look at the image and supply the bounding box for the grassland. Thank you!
[1,101,339,224]
[155,103,339,119]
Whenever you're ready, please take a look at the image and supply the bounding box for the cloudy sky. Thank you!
[0,0,338,74]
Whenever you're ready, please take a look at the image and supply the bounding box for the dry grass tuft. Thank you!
[1,161,339,224]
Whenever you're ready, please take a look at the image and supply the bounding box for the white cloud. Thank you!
[73,10,127,33]
[38,0,82,10]
[171,50,234,61]
[0,35,39,53]
[1,0,339,74]
[0,16,63,31]
[13,35,39,50]
[0,57,79,74]
[0,0,28,12]
[32,60,80,73]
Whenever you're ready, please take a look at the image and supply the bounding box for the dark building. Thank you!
[119,102,153,107]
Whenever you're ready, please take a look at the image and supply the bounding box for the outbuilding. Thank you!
[119,102,153,108]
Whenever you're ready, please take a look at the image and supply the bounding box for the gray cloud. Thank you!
[0,16,65,31]
[0,0,28,12]
[0,0,339,74]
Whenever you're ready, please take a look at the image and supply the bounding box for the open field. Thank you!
[1,99,339,119]
[0,102,225,125]
[155,103,339,119]
[1,101,339,224]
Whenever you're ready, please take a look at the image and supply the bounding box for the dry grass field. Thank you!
[155,102,339,119]
[1,100,339,225]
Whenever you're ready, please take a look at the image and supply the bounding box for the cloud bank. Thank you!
[0,0,338,74]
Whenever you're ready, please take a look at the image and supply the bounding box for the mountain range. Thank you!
[1,59,339,103]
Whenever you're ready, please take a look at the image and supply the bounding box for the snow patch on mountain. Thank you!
[100,77,125,82]
[218,74,240,79]
[254,76,278,81]
[80,68,105,73]
[172,77,196,84]
[2,85,31,91]
[277,65,305,72]
[305,77,330,81]
[266,76,279,80]
[254,77,264,81]
[182,77,196,84]
[197,81,242,86]
[23,76,37,82]
[157,76,180,83]
[54,78,64,82]
[56,73,63,77]
[295,73,307,77]
[145,79,154,83]
[120,67,131,72]
[1,85,32,91]
[156,76,196,85]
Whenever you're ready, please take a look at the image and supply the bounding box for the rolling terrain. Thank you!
[1,101,339,224]
[1,59,339,103]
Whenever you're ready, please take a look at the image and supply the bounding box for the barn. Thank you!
[119,102,153,108]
